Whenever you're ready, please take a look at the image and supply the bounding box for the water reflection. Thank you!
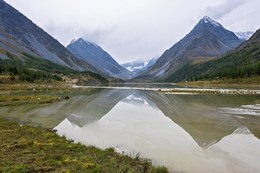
[0,89,130,128]
[143,93,260,148]
[1,89,260,172]
[54,90,260,173]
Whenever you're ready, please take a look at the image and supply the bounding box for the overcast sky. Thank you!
[5,0,260,63]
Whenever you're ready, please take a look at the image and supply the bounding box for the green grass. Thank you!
[0,83,71,106]
[0,117,168,173]
[0,83,72,91]
[0,94,61,106]
[0,83,109,106]
[177,76,260,88]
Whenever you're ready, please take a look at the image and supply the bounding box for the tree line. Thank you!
[164,42,260,82]
[0,59,62,82]
[0,52,108,83]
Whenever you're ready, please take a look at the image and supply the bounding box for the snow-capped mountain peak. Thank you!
[201,16,221,27]
[235,31,254,40]
[121,57,158,74]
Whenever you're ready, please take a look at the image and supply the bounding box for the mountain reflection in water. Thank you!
[54,89,260,173]
[1,89,260,173]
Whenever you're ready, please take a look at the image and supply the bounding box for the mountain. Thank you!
[135,16,243,81]
[121,57,158,75]
[235,31,254,40]
[0,0,99,73]
[238,29,260,49]
[164,28,260,82]
[67,38,133,80]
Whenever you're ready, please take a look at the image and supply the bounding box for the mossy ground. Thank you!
[0,83,97,106]
[177,76,260,88]
[0,84,65,106]
[0,117,168,173]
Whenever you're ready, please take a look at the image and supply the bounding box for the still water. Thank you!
[1,88,260,173]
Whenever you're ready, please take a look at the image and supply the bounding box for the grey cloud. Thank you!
[205,0,246,20]
[81,26,118,44]
[5,0,259,63]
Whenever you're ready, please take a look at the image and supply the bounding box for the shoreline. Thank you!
[159,88,260,95]
[0,81,259,95]
[72,85,260,95]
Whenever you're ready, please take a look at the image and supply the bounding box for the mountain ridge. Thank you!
[0,0,100,73]
[121,57,158,75]
[67,38,133,80]
[163,28,260,82]
[134,16,243,81]
[235,31,254,40]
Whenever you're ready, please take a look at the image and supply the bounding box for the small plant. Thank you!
[153,166,169,173]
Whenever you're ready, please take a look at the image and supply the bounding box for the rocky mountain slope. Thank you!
[164,28,260,82]
[135,16,243,81]
[67,38,132,80]
[0,0,99,73]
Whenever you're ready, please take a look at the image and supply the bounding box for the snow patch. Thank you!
[121,57,158,73]
[235,31,254,40]
[202,16,221,27]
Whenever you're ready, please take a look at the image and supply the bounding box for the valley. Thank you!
[0,0,260,172]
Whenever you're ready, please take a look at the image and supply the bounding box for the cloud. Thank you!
[205,0,246,20]
[4,0,260,63]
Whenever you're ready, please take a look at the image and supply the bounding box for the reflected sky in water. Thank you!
[1,89,260,172]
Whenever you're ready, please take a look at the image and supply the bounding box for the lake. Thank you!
[1,88,260,173]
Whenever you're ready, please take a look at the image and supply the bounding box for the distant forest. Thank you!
[0,52,107,83]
